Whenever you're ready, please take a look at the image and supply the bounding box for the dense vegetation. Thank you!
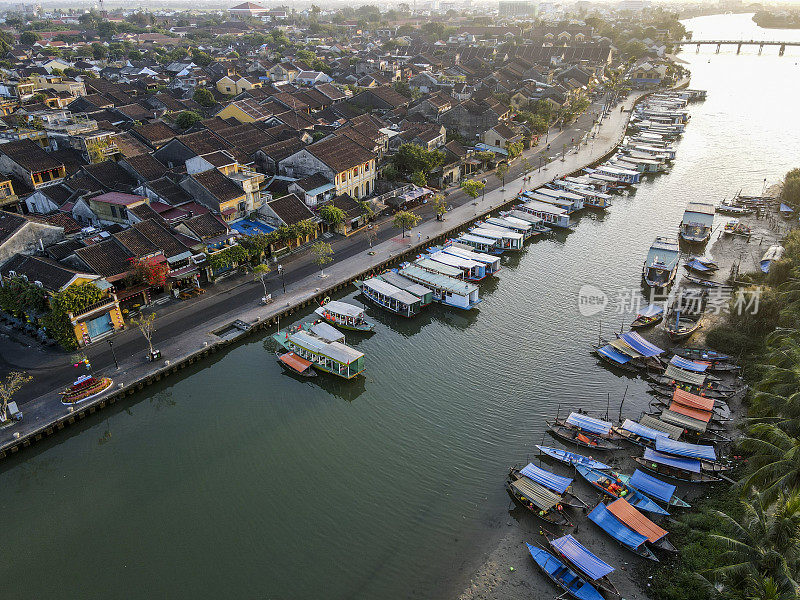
[649,167,800,600]
[753,11,800,30]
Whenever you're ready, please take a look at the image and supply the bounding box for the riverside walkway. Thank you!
[0,88,660,458]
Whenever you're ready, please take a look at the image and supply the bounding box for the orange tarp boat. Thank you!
[279,352,314,374]
[606,497,667,543]
[672,388,714,412]
[669,401,712,423]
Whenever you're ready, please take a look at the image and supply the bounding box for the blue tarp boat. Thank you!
[781,203,794,214]
[617,331,665,357]
[643,448,701,473]
[634,449,720,483]
[617,419,669,446]
[565,413,612,436]
[597,344,632,364]
[520,463,572,495]
[655,437,717,461]
[619,470,691,508]
[587,503,657,561]
[525,543,605,600]
[550,535,614,582]
[629,469,676,504]
[669,355,708,372]
[536,446,611,470]
[575,465,669,515]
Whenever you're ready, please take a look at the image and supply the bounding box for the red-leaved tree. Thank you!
[129,257,169,287]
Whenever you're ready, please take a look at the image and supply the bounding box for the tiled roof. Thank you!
[146,177,193,205]
[28,211,81,235]
[306,135,375,174]
[267,193,314,226]
[82,160,138,189]
[259,138,304,162]
[0,139,63,173]
[0,210,27,245]
[191,169,244,203]
[75,238,134,278]
[123,153,168,181]
[113,227,161,257]
[0,253,88,291]
[91,192,147,206]
[133,218,190,258]
[131,121,177,147]
[181,213,230,240]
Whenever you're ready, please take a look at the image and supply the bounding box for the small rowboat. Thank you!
[543,533,621,598]
[673,347,731,362]
[630,304,664,329]
[575,465,669,516]
[536,445,611,470]
[587,502,659,562]
[525,543,604,600]
[684,273,723,288]
[664,316,701,341]
[684,256,719,272]
[505,476,574,527]
[276,352,317,377]
[647,383,733,401]
[716,204,753,216]
[547,423,622,451]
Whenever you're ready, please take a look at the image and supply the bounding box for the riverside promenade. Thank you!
[0,88,659,459]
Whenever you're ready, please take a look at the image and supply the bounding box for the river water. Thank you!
[1,13,799,600]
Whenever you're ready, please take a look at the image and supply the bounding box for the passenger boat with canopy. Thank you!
[634,448,721,483]
[679,202,716,244]
[272,324,365,379]
[575,465,669,516]
[630,304,664,329]
[544,535,620,598]
[398,264,481,309]
[525,543,605,600]
[605,497,676,553]
[426,250,486,281]
[314,300,375,332]
[354,277,424,317]
[376,271,434,307]
[439,242,501,274]
[535,445,611,470]
[505,473,574,526]
[587,502,658,561]
[618,469,691,509]
[642,237,680,288]
[510,463,588,510]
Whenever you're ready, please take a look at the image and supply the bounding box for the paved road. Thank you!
[0,97,619,406]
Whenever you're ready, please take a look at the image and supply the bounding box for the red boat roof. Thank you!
[279,352,313,373]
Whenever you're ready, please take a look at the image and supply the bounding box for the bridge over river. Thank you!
[669,39,800,55]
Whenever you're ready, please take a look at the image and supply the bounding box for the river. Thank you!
[0,13,798,600]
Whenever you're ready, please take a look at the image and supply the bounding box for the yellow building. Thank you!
[213,98,272,123]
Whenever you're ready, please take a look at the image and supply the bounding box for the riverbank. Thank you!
[0,87,663,460]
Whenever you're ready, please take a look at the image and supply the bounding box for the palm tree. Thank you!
[710,491,800,594]
[739,425,800,501]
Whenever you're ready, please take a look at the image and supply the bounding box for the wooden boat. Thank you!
[672,347,731,363]
[587,502,659,561]
[723,219,751,237]
[642,237,680,288]
[544,534,621,598]
[664,314,701,341]
[509,466,587,510]
[617,471,691,509]
[679,202,715,244]
[683,256,719,273]
[505,475,573,527]
[760,245,785,274]
[634,450,722,483]
[684,273,723,288]
[630,304,664,329]
[313,300,375,332]
[648,383,732,401]
[716,204,753,216]
[605,497,676,554]
[525,543,604,600]
[536,445,611,470]
[594,343,642,373]
[575,465,669,516]
[548,424,622,450]
[60,375,113,405]
[276,351,317,377]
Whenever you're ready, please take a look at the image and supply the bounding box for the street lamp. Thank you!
[107,339,119,370]
[277,264,286,294]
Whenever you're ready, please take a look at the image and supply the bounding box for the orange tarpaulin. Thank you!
[669,401,712,423]
[606,497,668,543]
[672,388,714,412]
[279,352,313,373]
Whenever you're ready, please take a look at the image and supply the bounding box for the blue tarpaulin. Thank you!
[629,470,676,504]
[597,344,632,364]
[639,304,664,318]
[551,534,615,581]
[588,503,649,550]
[781,203,794,213]
[655,437,716,461]
[685,259,712,272]
[622,419,668,441]
[644,448,702,473]
[566,413,612,436]
[669,355,708,372]
[521,463,572,494]
[618,331,664,357]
